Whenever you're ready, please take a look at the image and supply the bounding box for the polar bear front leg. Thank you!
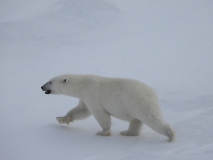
[56,100,91,125]
[93,112,111,136]
[120,119,143,136]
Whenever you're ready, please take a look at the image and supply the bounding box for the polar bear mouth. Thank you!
[45,90,51,94]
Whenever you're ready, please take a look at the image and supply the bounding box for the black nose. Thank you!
[41,86,44,90]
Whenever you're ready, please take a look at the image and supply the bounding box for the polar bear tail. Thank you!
[165,124,175,142]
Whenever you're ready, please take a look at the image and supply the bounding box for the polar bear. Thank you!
[41,74,175,142]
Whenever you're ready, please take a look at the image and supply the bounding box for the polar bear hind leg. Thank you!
[143,118,175,142]
[137,97,175,142]
[164,124,175,142]
[120,119,143,136]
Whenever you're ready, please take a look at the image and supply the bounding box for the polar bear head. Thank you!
[41,75,69,95]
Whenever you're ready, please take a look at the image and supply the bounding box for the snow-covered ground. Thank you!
[1,0,213,159]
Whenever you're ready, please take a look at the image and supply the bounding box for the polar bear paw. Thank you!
[96,130,111,136]
[120,130,140,136]
[56,116,72,125]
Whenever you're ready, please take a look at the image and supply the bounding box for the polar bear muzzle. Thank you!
[41,82,52,94]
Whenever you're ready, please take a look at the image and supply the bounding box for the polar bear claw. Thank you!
[96,130,111,136]
[56,117,72,125]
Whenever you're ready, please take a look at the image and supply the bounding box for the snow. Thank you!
[0,0,213,159]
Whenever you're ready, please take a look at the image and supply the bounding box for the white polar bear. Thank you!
[41,74,175,142]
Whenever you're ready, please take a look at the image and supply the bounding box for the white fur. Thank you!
[42,74,175,141]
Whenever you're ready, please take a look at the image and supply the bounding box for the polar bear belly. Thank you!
[101,99,134,121]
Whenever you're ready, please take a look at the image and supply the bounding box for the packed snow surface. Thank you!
[1,0,213,160]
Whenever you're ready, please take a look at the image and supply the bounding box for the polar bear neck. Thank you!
[63,74,89,99]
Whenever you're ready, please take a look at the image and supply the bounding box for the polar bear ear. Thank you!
[63,77,68,83]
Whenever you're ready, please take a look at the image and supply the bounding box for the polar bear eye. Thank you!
[49,81,52,84]
[63,77,68,83]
